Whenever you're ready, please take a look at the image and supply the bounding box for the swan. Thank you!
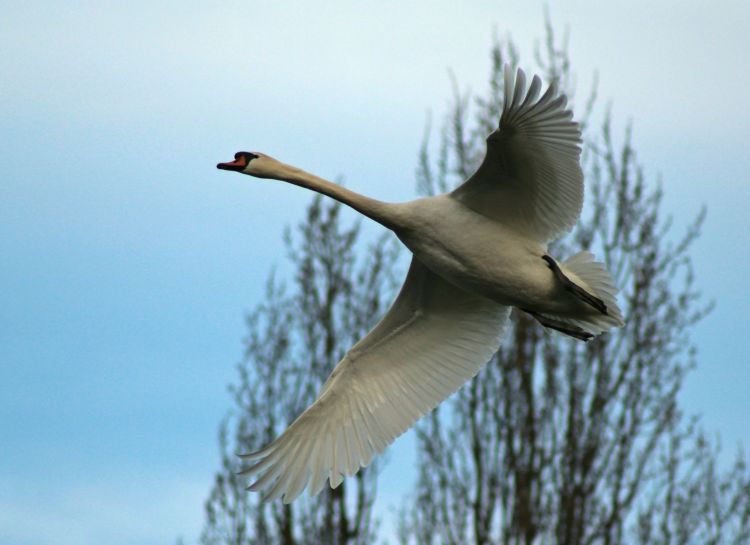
[216,66,624,503]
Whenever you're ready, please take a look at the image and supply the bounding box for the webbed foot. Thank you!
[522,308,594,342]
[542,255,608,315]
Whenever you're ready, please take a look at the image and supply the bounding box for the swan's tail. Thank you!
[535,251,625,340]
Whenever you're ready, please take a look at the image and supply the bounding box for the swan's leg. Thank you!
[542,255,608,315]
[521,309,593,342]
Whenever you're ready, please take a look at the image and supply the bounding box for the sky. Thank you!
[2,1,749,544]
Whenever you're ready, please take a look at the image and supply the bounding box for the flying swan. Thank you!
[216,66,624,503]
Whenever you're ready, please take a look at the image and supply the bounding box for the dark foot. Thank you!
[542,255,608,315]
[522,309,594,342]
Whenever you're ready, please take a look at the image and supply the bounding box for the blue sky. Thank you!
[2,1,749,544]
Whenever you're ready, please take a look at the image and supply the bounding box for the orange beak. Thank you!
[217,155,248,171]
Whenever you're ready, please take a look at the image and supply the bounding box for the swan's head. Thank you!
[216,151,285,179]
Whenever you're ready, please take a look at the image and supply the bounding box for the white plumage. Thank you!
[216,66,624,503]
[453,66,583,242]
[239,260,509,501]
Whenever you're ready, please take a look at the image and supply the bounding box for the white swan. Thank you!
[216,66,624,503]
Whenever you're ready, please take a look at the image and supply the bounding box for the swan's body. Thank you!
[216,66,624,502]
[396,195,559,309]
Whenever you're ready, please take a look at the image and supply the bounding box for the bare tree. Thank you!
[399,21,750,545]
[201,195,399,545]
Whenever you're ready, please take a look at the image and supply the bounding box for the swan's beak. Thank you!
[217,156,247,171]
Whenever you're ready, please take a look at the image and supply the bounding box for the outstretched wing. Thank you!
[239,258,510,503]
[452,65,584,243]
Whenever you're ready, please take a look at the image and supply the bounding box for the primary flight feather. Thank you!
[216,65,624,503]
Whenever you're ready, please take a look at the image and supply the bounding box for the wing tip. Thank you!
[500,63,575,124]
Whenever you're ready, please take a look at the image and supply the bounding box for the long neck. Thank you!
[277,164,400,229]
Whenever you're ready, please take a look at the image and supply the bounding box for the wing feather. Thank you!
[452,65,583,242]
[238,258,510,502]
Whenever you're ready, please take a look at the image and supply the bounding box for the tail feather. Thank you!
[540,251,624,338]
